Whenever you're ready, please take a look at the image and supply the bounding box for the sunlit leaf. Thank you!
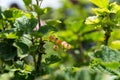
[90,0,109,8]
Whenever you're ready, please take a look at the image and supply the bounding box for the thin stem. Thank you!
[35,0,44,29]
[31,38,37,70]
[104,31,111,45]
[40,0,43,7]
[38,14,41,28]
[35,0,44,72]
[33,53,37,70]
[35,0,41,28]
[77,34,84,62]
[81,29,101,36]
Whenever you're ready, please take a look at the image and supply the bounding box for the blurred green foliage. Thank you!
[0,0,120,80]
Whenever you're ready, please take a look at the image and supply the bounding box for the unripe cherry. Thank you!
[61,41,71,49]
[53,45,59,50]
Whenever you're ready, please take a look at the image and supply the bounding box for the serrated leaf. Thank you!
[14,16,29,30]
[94,46,120,62]
[90,0,109,8]
[14,16,37,33]
[90,46,120,75]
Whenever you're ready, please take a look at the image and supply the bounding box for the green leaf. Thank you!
[14,61,24,69]
[45,55,61,64]
[23,0,32,6]
[14,16,37,33]
[0,39,17,61]
[46,20,62,26]
[3,9,24,19]
[42,41,61,62]
[14,16,29,30]
[93,46,120,62]
[33,5,46,15]
[43,41,59,56]
[0,20,3,30]
[3,10,13,18]
[90,0,109,8]
[0,30,19,39]
[32,25,56,37]
[14,41,29,59]
[38,26,55,34]
[20,35,32,47]
[5,32,18,39]
[109,2,120,13]
[90,46,120,75]
[75,69,91,80]
[101,62,120,70]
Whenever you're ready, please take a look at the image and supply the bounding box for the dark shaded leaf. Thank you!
[45,55,61,64]
[0,39,17,61]
[14,41,29,58]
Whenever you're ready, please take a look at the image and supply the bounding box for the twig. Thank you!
[77,34,85,62]
[104,31,111,45]
[35,0,44,29]
[35,0,41,28]
[40,0,43,7]
[81,29,101,36]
